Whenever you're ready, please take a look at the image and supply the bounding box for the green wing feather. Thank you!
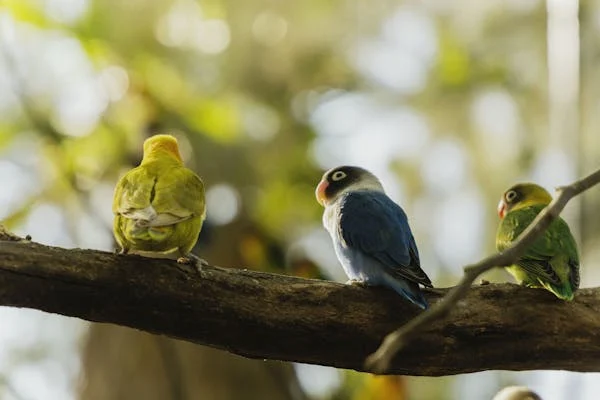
[114,161,205,219]
[113,166,154,215]
[496,204,580,300]
[151,165,206,220]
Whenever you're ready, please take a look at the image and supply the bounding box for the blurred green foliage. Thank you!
[2,0,600,399]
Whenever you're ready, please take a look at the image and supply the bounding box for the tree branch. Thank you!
[1,228,600,376]
[365,168,600,373]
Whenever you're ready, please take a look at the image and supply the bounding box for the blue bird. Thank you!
[316,165,432,309]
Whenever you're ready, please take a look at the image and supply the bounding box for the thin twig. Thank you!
[365,167,600,373]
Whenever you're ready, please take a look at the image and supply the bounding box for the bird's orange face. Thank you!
[315,166,378,207]
[498,188,519,219]
[497,198,508,219]
[315,178,329,206]
[497,183,552,219]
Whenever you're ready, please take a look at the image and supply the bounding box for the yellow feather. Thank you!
[505,183,552,213]
[142,134,183,164]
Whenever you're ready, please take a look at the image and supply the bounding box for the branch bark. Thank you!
[1,228,600,376]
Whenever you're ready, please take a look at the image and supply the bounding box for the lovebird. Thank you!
[496,183,580,300]
[113,134,206,265]
[493,386,543,400]
[315,165,432,309]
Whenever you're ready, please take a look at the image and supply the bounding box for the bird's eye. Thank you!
[505,190,518,202]
[331,171,347,181]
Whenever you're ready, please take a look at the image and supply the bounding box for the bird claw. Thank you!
[176,254,208,275]
[423,287,445,295]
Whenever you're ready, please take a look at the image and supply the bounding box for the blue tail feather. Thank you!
[381,272,428,309]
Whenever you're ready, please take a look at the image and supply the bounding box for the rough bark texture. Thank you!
[1,231,600,376]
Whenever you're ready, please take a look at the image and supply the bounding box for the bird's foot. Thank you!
[114,247,128,255]
[176,254,208,275]
[423,287,445,295]
[177,254,209,266]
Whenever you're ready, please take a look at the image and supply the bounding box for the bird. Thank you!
[315,165,432,309]
[112,134,206,266]
[492,386,543,400]
[496,182,580,300]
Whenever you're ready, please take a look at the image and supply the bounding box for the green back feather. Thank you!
[113,157,205,255]
[496,204,580,300]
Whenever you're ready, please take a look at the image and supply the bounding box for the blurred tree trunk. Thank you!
[78,324,304,400]
[579,0,600,286]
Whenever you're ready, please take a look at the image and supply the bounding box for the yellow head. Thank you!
[142,134,183,163]
[497,182,553,219]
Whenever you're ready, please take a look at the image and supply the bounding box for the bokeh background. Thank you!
[1,0,599,399]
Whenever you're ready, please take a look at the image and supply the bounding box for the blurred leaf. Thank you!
[138,55,191,107]
[1,196,38,229]
[185,97,241,143]
[3,0,51,27]
[435,29,470,88]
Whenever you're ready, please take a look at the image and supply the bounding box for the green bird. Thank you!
[113,134,206,265]
[496,183,580,300]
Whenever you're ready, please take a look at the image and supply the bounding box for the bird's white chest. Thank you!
[322,197,379,282]
[322,202,341,238]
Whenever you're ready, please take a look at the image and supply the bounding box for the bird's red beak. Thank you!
[315,179,329,206]
[497,199,507,219]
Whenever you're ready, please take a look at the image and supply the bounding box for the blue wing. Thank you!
[338,191,432,287]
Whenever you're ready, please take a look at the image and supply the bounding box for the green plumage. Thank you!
[496,204,580,300]
[112,135,205,259]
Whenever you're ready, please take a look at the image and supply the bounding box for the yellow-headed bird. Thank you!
[113,134,206,265]
[496,183,580,300]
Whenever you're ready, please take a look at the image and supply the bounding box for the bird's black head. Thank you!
[315,165,382,206]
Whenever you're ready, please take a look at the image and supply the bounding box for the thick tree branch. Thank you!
[1,228,600,376]
[365,168,600,373]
